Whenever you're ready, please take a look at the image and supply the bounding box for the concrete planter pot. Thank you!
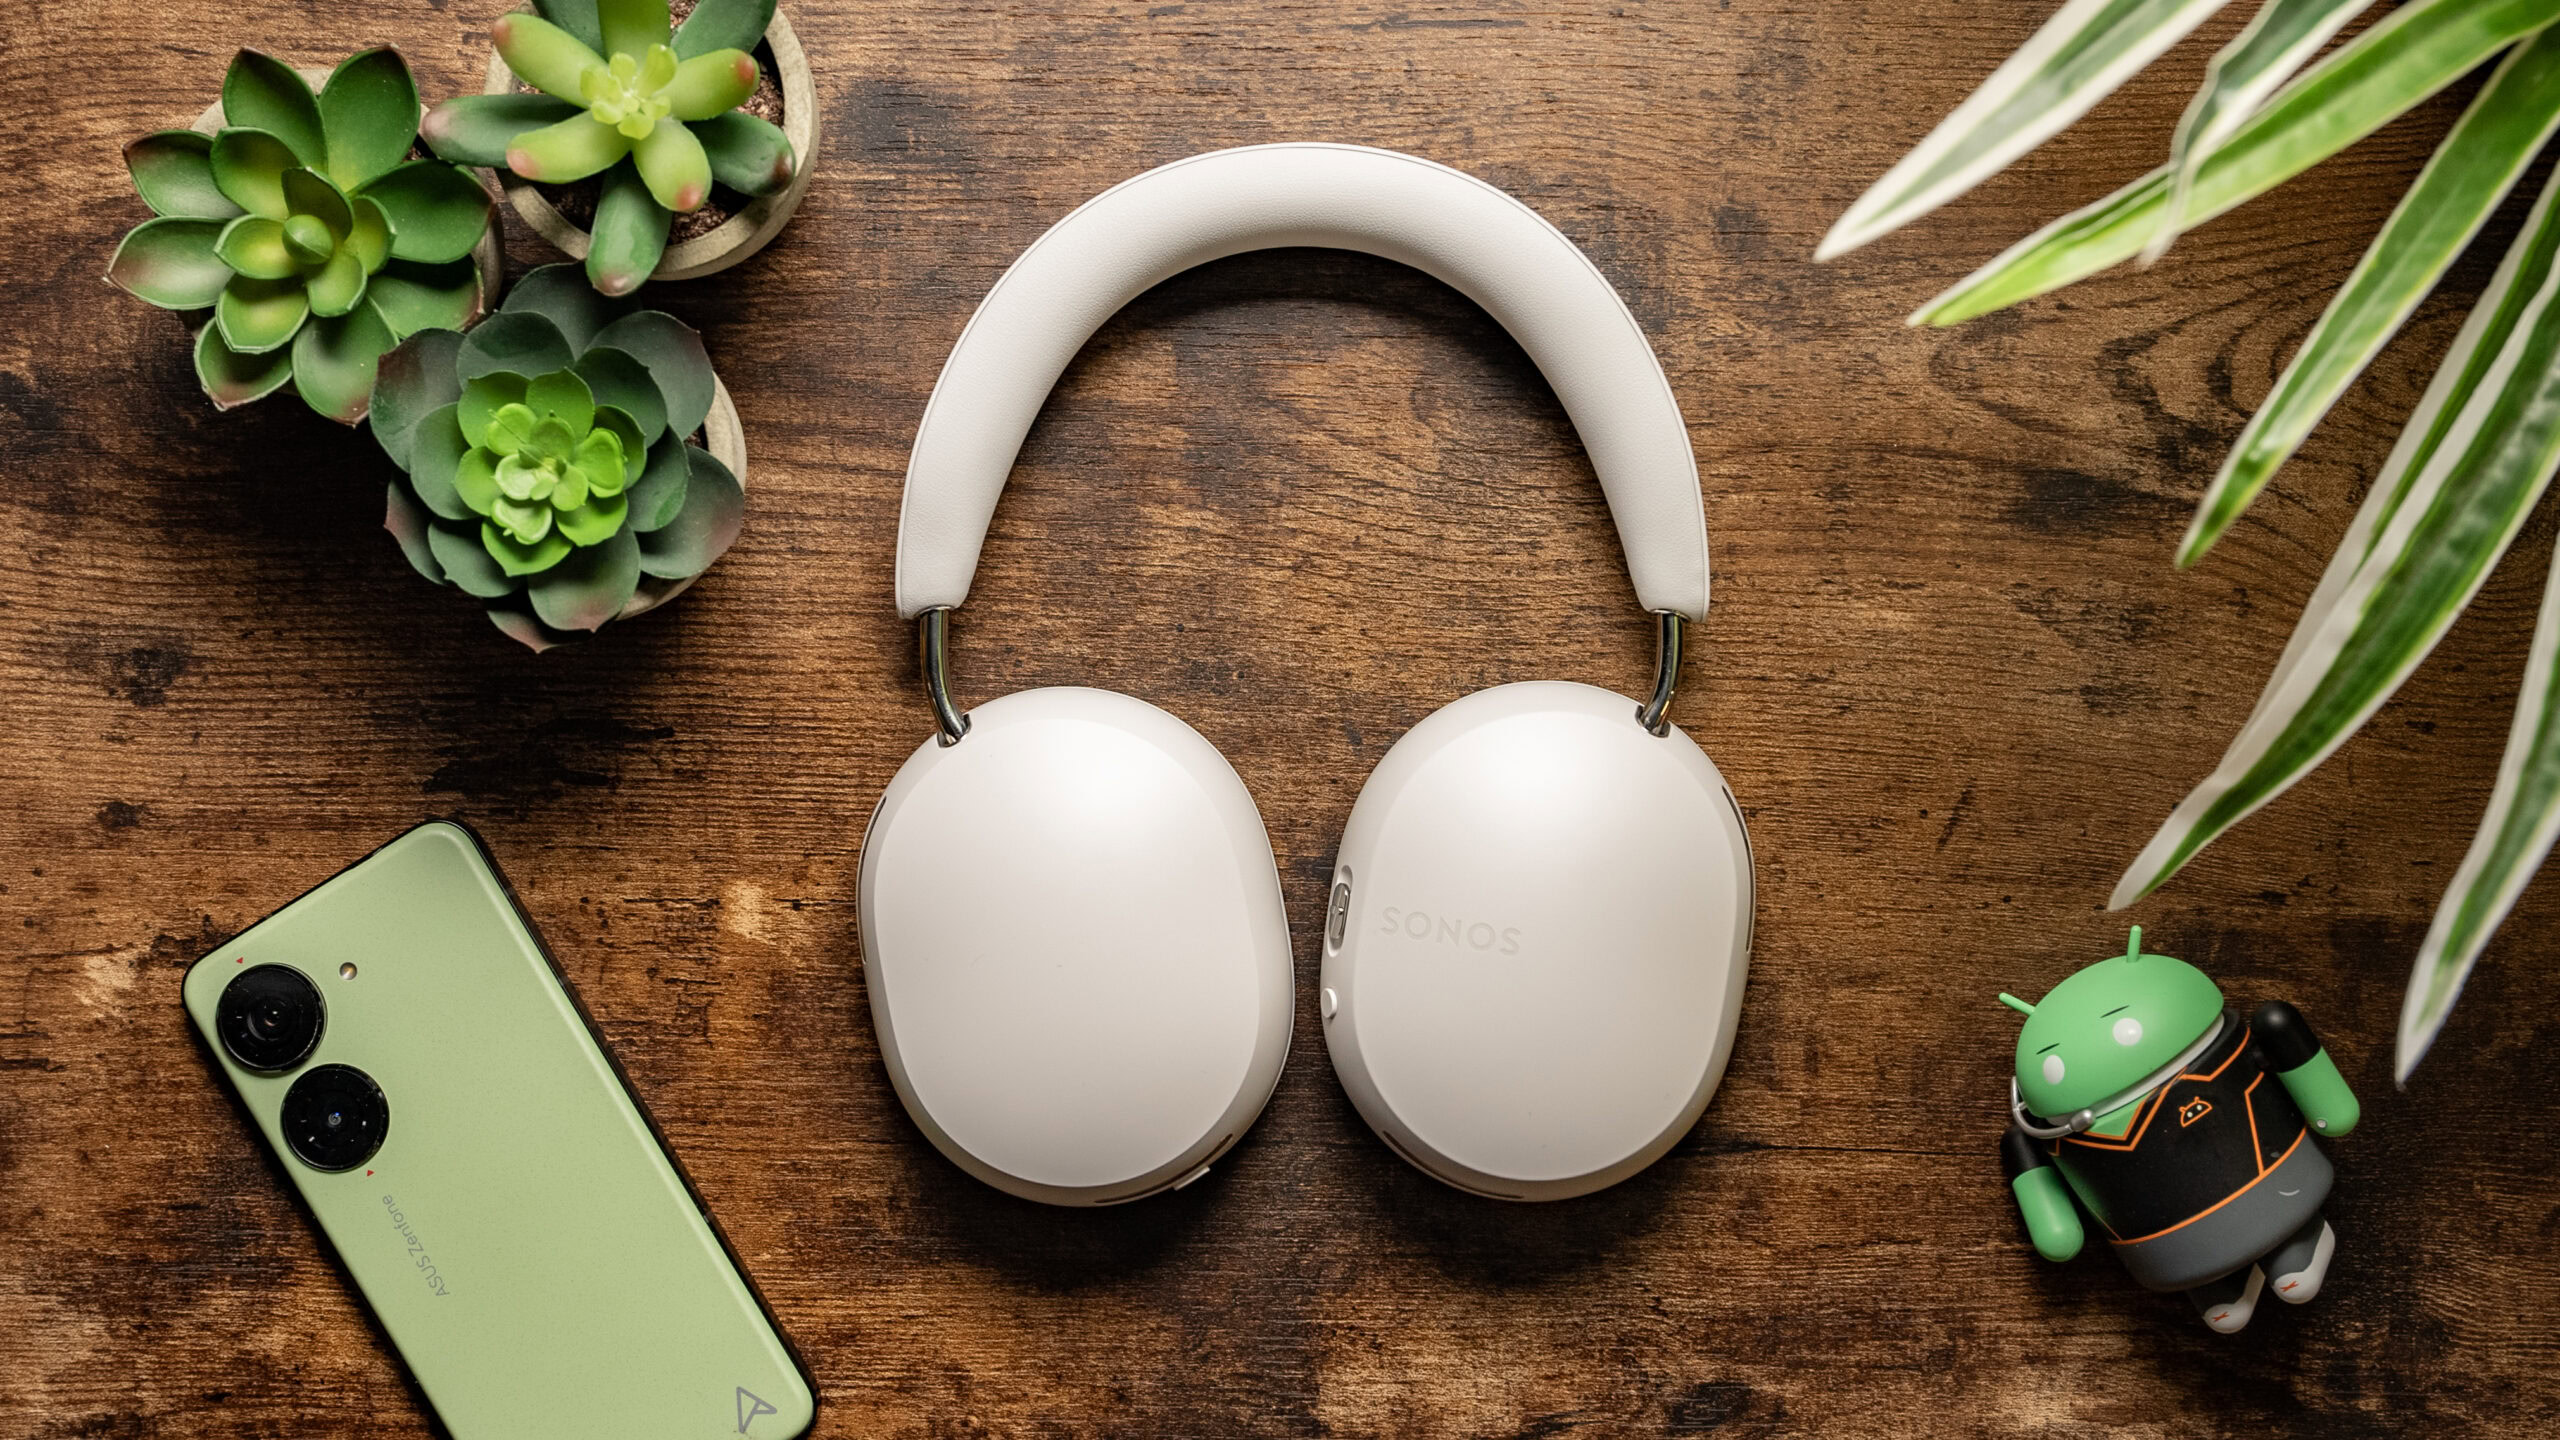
[482,7,818,283]
[619,374,745,621]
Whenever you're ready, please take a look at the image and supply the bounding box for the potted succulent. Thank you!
[424,0,815,294]
[370,264,746,649]
[107,49,502,423]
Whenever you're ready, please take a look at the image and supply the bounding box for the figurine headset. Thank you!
[858,144,1755,1205]
[2000,928,2361,1332]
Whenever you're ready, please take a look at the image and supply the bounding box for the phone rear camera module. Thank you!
[216,964,325,1072]
[281,1064,389,1171]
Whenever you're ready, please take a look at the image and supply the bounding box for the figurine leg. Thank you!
[2265,1212,2335,1305]
[2187,1265,2264,1334]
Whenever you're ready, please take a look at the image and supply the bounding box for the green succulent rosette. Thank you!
[107,49,496,423]
[456,369,642,572]
[423,0,797,295]
[370,265,744,649]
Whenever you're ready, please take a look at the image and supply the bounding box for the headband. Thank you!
[895,143,1711,623]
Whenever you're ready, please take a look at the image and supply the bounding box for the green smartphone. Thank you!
[182,821,815,1440]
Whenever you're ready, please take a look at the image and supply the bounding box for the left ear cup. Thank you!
[857,687,1294,1204]
[1319,681,1753,1200]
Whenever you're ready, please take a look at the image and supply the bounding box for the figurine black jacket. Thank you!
[2010,1007,2333,1290]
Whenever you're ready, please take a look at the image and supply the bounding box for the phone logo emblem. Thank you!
[736,1387,777,1433]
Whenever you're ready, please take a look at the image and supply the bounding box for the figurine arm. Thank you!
[2003,1126,2083,1262]
[2253,1000,2360,1138]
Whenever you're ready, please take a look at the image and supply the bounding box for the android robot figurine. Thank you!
[1998,927,2361,1332]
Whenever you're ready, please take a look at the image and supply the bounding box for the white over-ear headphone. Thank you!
[859,144,1753,1205]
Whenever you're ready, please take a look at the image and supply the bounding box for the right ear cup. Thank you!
[857,687,1294,1204]
[1319,682,1753,1200]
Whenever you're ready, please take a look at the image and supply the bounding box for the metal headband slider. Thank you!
[1637,611,1683,736]
[918,608,969,746]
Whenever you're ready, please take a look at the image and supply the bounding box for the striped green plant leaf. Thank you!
[2183,26,2560,566]
[2398,529,2560,1078]
[1914,0,2560,325]
[2246,95,2560,728]
[2148,0,2380,263]
[2113,161,2560,909]
[1815,0,2232,261]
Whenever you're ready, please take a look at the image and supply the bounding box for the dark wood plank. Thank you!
[4,1,2556,1435]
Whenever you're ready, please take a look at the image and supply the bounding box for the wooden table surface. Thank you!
[9,1,2560,1435]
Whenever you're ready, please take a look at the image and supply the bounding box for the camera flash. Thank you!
[339,963,358,980]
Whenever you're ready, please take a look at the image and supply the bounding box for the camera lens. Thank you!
[281,1064,389,1171]
[215,964,324,1071]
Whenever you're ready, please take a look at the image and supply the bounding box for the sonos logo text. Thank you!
[1378,906,1522,955]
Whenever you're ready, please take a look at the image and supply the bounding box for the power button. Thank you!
[1325,879,1352,950]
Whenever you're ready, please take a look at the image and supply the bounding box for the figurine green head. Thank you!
[2001,927,2224,1119]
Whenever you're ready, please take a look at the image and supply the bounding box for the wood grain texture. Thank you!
[5,1,2558,1435]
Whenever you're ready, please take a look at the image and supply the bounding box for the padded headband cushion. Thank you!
[896,143,1712,621]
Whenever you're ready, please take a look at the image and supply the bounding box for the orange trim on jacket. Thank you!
[2062,1023,2254,1155]
[2244,1071,2266,1169]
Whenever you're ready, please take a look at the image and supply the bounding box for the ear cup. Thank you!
[1320,682,1753,1200]
[858,688,1294,1204]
